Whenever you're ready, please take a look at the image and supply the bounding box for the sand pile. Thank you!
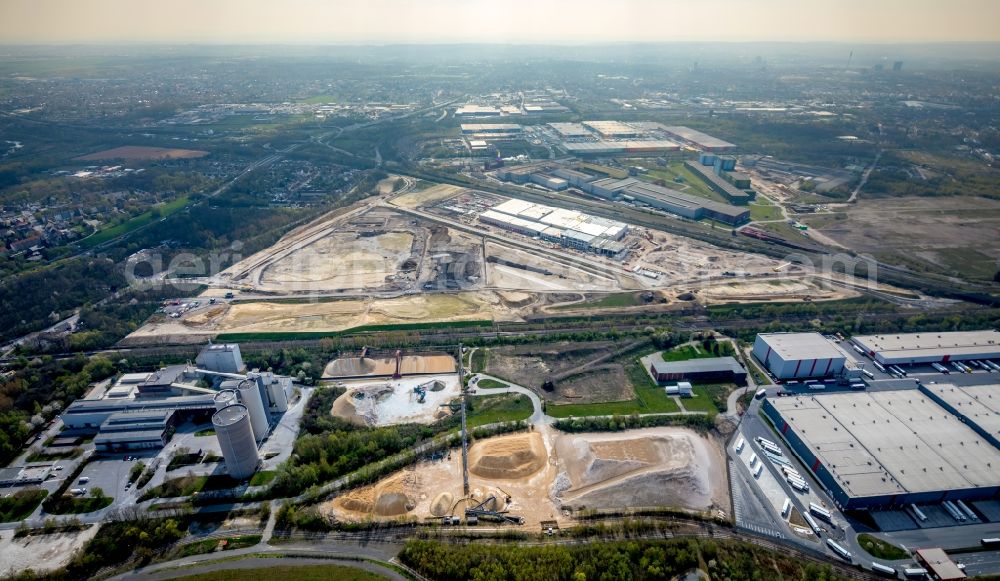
[554,429,720,512]
[430,492,454,517]
[498,291,535,308]
[334,473,416,517]
[469,432,547,479]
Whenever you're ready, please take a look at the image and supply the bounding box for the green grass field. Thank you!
[79,195,190,248]
[685,386,727,413]
[546,345,733,418]
[749,200,783,221]
[0,490,47,522]
[642,163,729,204]
[168,564,387,581]
[552,292,644,311]
[857,533,909,560]
[476,378,508,389]
[466,394,533,428]
[44,496,113,515]
[547,359,682,418]
[249,471,277,486]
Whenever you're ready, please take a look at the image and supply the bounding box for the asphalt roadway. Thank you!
[109,543,407,581]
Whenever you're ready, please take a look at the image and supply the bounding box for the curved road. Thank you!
[109,546,408,581]
[468,372,546,425]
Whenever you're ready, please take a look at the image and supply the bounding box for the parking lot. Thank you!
[734,340,1000,576]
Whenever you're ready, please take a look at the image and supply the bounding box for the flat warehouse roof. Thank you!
[460,124,521,131]
[548,122,591,137]
[757,332,845,361]
[853,330,1000,360]
[644,354,745,374]
[921,383,1000,440]
[659,125,736,149]
[770,391,1000,499]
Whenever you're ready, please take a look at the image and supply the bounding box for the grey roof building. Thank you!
[642,354,747,385]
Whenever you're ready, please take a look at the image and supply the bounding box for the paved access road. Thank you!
[109,543,407,581]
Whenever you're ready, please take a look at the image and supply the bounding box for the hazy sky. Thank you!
[2,0,999,44]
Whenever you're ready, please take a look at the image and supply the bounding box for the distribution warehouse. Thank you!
[851,330,1000,365]
[763,390,1000,509]
[752,332,846,379]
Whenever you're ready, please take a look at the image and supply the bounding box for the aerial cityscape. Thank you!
[0,2,999,580]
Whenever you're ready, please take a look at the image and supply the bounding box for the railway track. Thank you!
[0,306,984,365]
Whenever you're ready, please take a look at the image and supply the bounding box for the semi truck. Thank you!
[826,539,852,562]
[803,512,821,534]
[870,562,897,577]
[809,502,832,522]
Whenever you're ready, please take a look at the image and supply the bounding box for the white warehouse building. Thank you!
[851,330,1000,366]
[753,332,846,380]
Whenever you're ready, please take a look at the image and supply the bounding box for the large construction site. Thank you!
[126,179,888,344]
[309,342,729,528]
[322,425,728,527]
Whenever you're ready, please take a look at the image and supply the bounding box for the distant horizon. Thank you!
[3,0,1000,45]
[4,40,1000,47]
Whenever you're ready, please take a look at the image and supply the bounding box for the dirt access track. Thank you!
[321,425,728,528]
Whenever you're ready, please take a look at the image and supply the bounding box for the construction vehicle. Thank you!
[464,495,524,525]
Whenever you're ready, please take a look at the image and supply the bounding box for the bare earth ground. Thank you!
[691,277,854,305]
[260,231,414,290]
[74,146,208,160]
[553,428,728,513]
[321,426,727,527]
[484,241,633,292]
[329,374,461,426]
[392,183,466,209]
[0,526,99,576]
[628,230,784,283]
[485,341,634,403]
[324,354,457,378]
[803,196,1000,280]
[129,292,501,340]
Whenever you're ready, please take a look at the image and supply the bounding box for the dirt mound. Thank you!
[374,492,413,516]
[430,492,454,517]
[339,497,373,513]
[182,305,227,327]
[554,429,723,513]
[333,472,415,517]
[497,291,535,308]
[469,432,547,480]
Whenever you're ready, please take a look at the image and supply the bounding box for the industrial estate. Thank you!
[0,37,999,581]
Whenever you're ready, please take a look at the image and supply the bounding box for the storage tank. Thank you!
[213,389,238,412]
[237,379,269,441]
[212,404,259,480]
[267,380,288,412]
[246,370,272,409]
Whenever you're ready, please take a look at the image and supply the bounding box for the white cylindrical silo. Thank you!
[246,370,272,409]
[212,404,259,480]
[213,389,238,412]
[237,379,269,441]
[267,381,288,412]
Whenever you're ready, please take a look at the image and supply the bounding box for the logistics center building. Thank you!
[763,390,1000,509]
[851,330,1000,365]
[752,332,846,379]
